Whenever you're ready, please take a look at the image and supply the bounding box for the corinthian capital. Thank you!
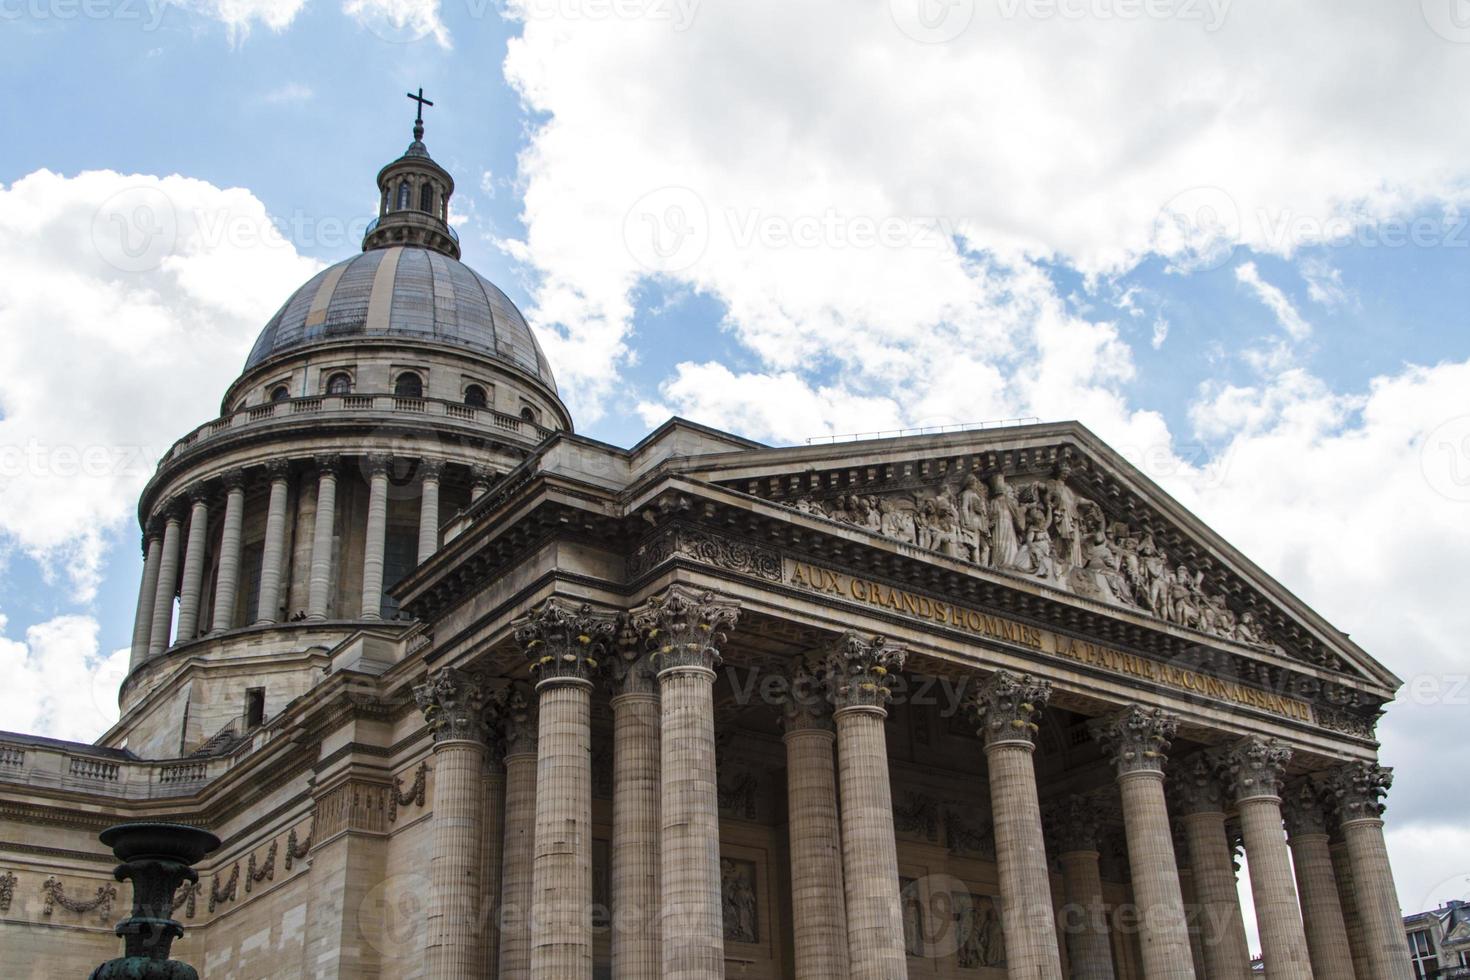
[605,615,657,697]
[1092,705,1178,777]
[1322,760,1392,823]
[1171,752,1228,815]
[822,631,906,713]
[413,666,490,744]
[965,670,1051,748]
[514,598,617,686]
[1225,735,1292,802]
[1045,794,1102,854]
[632,585,739,675]
[496,684,538,756]
[1282,778,1330,838]
[777,658,834,733]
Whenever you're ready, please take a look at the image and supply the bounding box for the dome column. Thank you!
[175,487,211,642]
[254,460,292,625]
[418,459,443,564]
[129,520,164,670]
[209,470,246,634]
[307,456,340,621]
[360,455,391,621]
[147,505,184,657]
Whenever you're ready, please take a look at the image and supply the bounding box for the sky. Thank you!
[2,0,1470,955]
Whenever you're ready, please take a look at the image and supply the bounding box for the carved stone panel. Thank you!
[720,858,759,944]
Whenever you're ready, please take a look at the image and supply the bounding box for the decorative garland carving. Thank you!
[209,863,239,913]
[171,879,199,920]
[284,826,312,870]
[245,841,277,893]
[892,791,940,841]
[388,762,429,822]
[631,524,782,582]
[945,806,996,858]
[42,876,116,920]
[0,871,15,913]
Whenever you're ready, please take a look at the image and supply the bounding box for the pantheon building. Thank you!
[0,111,1414,980]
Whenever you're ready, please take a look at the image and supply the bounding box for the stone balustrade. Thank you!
[0,740,235,800]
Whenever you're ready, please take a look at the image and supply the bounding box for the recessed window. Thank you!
[245,688,265,729]
[326,372,353,395]
[519,406,537,423]
[394,372,424,398]
[396,179,411,211]
[269,385,290,402]
[464,384,488,409]
[420,183,435,213]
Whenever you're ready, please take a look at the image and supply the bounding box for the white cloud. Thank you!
[259,82,314,105]
[1235,261,1311,341]
[0,169,320,600]
[0,613,128,743]
[183,0,309,40]
[342,0,451,48]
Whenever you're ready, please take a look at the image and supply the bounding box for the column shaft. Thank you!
[987,741,1063,977]
[426,741,487,980]
[1118,771,1196,980]
[1290,833,1354,980]
[147,513,183,656]
[129,534,163,670]
[530,681,594,980]
[175,495,210,641]
[307,466,338,619]
[255,469,291,625]
[611,691,661,978]
[1342,818,1413,980]
[1180,811,1252,979]
[418,467,441,563]
[210,480,245,634]
[659,666,725,980]
[1059,850,1115,980]
[1331,839,1374,980]
[499,751,538,978]
[360,461,389,621]
[1239,796,1313,979]
[784,726,848,980]
[835,706,907,980]
[481,766,506,977]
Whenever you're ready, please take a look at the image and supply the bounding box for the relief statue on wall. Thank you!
[955,892,1005,969]
[789,461,1277,651]
[720,858,759,944]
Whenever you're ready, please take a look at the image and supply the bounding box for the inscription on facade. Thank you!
[787,560,1314,724]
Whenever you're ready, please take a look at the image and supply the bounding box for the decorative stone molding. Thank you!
[284,826,312,870]
[945,805,995,857]
[245,840,277,893]
[388,761,429,821]
[605,616,658,697]
[1282,778,1331,838]
[1092,705,1178,776]
[365,453,393,478]
[312,453,341,476]
[265,458,292,481]
[413,666,491,743]
[821,630,907,711]
[1045,794,1102,854]
[965,670,1051,748]
[496,683,538,756]
[0,870,14,913]
[419,458,446,482]
[515,597,617,684]
[892,790,941,841]
[42,876,117,920]
[1322,761,1392,823]
[222,467,248,492]
[312,779,393,840]
[630,524,782,582]
[776,658,833,733]
[1172,751,1229,814]
[209,863,239,913]
[1224,735,1292,802]
[632,585,740,674]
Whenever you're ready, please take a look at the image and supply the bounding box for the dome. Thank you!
[245,246,557,393]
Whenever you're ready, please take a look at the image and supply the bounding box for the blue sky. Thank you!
[3,0,1470,941]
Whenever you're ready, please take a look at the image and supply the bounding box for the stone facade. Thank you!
[0,111,1411,980]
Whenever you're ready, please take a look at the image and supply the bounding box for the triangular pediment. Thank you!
[668,420,1397,695]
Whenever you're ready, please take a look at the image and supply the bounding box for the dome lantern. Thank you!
[362,88,461,260]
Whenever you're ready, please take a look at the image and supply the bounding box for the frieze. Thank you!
[245,841,277,894]
[720,858,760,944]
[0,870,14,913]
[209,863,238,913]
[43,875,116,921]
[630,524,782,582]
[892,790,941,841]
[388,761,429,822]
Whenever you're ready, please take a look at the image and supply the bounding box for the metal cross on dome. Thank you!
[407,88,433,141]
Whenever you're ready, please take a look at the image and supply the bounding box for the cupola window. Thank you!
[326,372,352,395]
[420,183,435,213]
[464,384,488,408]
[394,372,424,398]
[396,179,411,211]
[269,385,290,402]
[520,406,538,423]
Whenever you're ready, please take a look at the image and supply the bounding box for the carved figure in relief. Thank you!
[1136,533,1169,615]
[1043,461,1088,569]
[957,475,992,565]
[880,496,918,544]
[1012,505,1059,581]
[987,474,1022,568]
[720,858,758,944]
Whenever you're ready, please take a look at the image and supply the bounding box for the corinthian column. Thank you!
[824,631,908,980]
[210,470,246,634]
[516,599,617,980]
[1092,706,1195,980]
[414,667,494,979]
[968,670,1063,978]
[634,586,740,980]
[1046,795,1115,980]
[1331,836,1375,978]
[606,624,661,978]
[360,454,390,621]
[306,455,340,620]
[175,487,211,642]
[130,521,163,670]
[498,687,538,979]
[418,458,443,564]
[1171,753,1252,979]
[255,460,292,625]
[148,505,184,657]
[778,659,848,980]
[1283,780,1355,980]
[1324,762,1412,980]
[470,465,494,502]
[1225,735,1313,980]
